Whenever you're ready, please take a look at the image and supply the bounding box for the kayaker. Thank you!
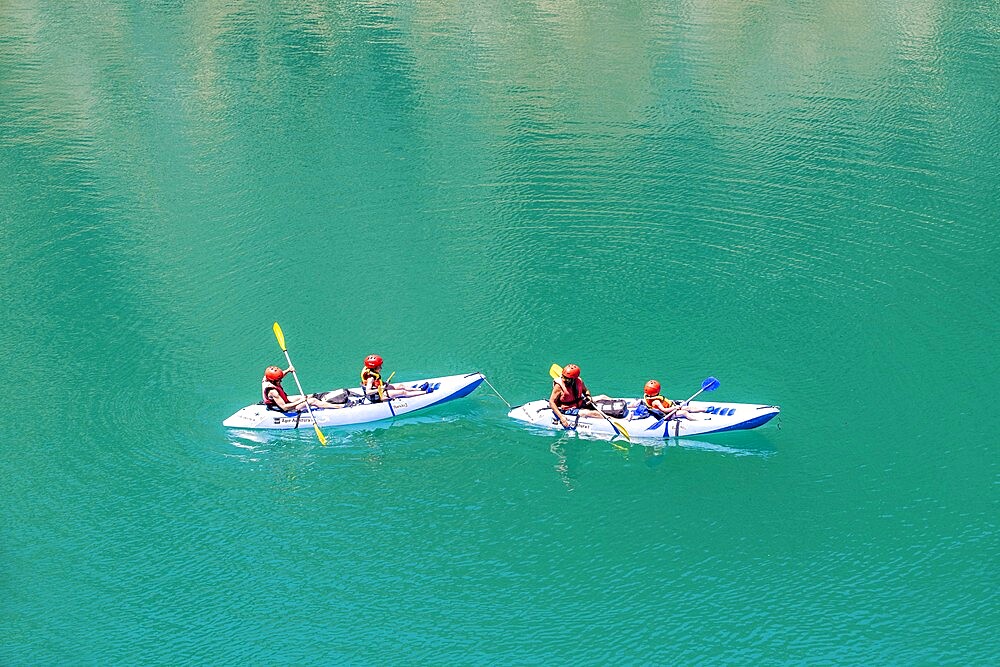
[642,380,705,420]
[261,366,341,412]
[549,363,609,429]
[361,355,430,402]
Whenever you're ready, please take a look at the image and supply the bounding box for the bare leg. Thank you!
[307,397,343,409]
[286,395,342,410]
[386,383,429,398]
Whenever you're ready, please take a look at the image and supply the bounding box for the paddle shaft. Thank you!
[682,387,710,405]
[586,395,630,441]
[682,378,720,405]
[375,371,396,401]
[272,322,326,445]
[654,378,720,425]
[281,349,322,423]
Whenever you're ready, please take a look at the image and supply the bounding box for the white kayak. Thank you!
[508,399,780,439]
[223,372,484,430]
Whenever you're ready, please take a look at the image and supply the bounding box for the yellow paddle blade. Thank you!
[549,363,562,380]
[313,424,327,446]
[272,322,287,351]
[611,419,631,442]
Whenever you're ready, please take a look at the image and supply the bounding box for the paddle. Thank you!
[682,376,720,405]
[654,377,720,423]
[272,322,327,446]
[377,371,396,416]
[376,370,395,401]
[549,364,631,442]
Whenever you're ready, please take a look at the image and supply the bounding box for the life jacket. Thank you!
[361,367,382,393]
[553,377,586,408]
[643,394,673,417]
[262,378,290,409]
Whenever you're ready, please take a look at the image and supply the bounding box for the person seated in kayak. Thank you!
[549,363,610,429]
[641,380,705,420]
[361,354,431,402]
[261,366,341,412]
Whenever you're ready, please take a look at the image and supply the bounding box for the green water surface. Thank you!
[2,1,997,664]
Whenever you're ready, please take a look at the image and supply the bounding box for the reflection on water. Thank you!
[540,424,778,488]
[549,441,575,492]
[636,436,776,458]
[225,412,463,455]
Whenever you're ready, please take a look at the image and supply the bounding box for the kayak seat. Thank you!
[315,388,351,405]
[593,399,627,418]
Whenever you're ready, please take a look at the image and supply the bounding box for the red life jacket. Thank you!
[262,378,290,407]
[553,377,586,408]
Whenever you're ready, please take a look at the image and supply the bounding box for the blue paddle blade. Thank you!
[702,377,720,392]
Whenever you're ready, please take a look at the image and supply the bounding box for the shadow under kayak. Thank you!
[508,399,779,439]
[223,372,484,430]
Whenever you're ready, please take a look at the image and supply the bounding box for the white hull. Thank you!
[223,373,484,430]
[508,399,779,439]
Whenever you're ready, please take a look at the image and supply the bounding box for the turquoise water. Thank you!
[2,1,998,664]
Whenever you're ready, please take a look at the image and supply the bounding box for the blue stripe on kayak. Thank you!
[431,376,484,405]
[691,411,778,435]
[386,376,484,419]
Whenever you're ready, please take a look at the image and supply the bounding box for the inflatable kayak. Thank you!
[507,399,779,439]
[223,372,484,430]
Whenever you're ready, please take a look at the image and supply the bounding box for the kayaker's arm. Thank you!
[268,387,308,412]
[549,384,571,428]
[583,389,605,411]
[652,397,680,419]
[266,388,291,411]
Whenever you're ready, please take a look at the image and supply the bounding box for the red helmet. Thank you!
[562,364,580,379]
[265,366,284,381]
[644,380,661,396]
[364,354,383,369]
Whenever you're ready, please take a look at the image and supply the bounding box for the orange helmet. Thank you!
[265,366,284,381]
[364,354,383,369]
[562,364,580,379]
[644,380,661,396]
